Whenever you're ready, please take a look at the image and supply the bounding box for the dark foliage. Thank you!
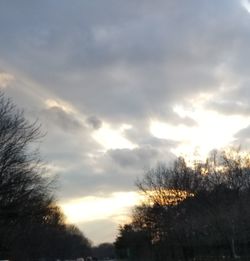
[115,150,250,261]
[0,94,91,260]
[92,242,115,260]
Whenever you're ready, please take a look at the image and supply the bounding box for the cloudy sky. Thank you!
[1,0,250,244]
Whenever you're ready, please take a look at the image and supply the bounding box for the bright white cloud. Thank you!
[151,107,250,160]
[241,0,250,13]
[92,123,137,150]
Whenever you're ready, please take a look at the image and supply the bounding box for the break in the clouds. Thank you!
[1,0,250,243]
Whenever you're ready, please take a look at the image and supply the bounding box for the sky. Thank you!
[1,0,250,244]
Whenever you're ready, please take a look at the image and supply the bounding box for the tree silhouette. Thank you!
[115,149,250,260]
[0,94,92,260]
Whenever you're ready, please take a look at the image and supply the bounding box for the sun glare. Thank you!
[92,123,137,150]
[150,107,249,161]
[60,191,142,224]
[144,189,194,206]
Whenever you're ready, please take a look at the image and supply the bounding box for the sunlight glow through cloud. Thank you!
[151,107,250,160]
[92,123,137,150]
[2,0,250,245]
[241,0,250,13]
[60,191,142,224]
[45,99,77,114]
[0,72,14,88]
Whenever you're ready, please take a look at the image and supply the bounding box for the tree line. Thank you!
[115,150,250,260]
[0,94,92,260]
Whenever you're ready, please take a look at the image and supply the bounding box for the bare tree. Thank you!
[0,94,92,260]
